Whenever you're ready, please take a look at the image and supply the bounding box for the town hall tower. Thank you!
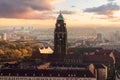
[54,12,67,55]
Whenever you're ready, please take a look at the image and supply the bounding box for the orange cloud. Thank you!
[0,0,58,19]
[48,0,64,3]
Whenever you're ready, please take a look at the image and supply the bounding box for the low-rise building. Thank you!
[0,69,96,80]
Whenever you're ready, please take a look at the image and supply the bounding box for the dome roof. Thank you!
[57,12,64,20]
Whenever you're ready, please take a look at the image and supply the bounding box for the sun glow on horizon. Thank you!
[113,11,120,17]
[0,0,120,27]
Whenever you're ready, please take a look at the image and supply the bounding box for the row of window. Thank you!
[64,59,82,63]
[0,77,96,80]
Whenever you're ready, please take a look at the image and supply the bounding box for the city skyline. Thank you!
[0,0,120,28]
[0,8,119,80]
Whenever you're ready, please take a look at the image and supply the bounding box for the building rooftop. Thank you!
[83,55,113,64]
[94,64,106,69]
[39,47,53,54]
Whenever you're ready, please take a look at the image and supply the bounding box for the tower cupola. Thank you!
[57,12,64,20]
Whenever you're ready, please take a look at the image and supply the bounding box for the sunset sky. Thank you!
[0,0,120,28]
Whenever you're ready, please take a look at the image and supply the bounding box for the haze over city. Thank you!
[0,0,120,28]
[1,0,120,80]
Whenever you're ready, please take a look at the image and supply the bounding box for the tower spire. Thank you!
[57,10,64,20]
[60,10,62,14]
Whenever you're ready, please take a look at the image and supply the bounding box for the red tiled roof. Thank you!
[83,55,114,64]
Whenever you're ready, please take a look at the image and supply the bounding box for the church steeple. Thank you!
[54,12,67,55]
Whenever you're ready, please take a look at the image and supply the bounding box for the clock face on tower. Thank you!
[58,23,60,27]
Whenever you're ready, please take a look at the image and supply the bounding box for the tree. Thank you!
[5,49,22,60]
[20,49,31,57]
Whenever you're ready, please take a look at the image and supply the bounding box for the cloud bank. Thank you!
[0,0,57,19]
[55,10,75,14]
[108,0,115,2]
[84,3,120,18]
